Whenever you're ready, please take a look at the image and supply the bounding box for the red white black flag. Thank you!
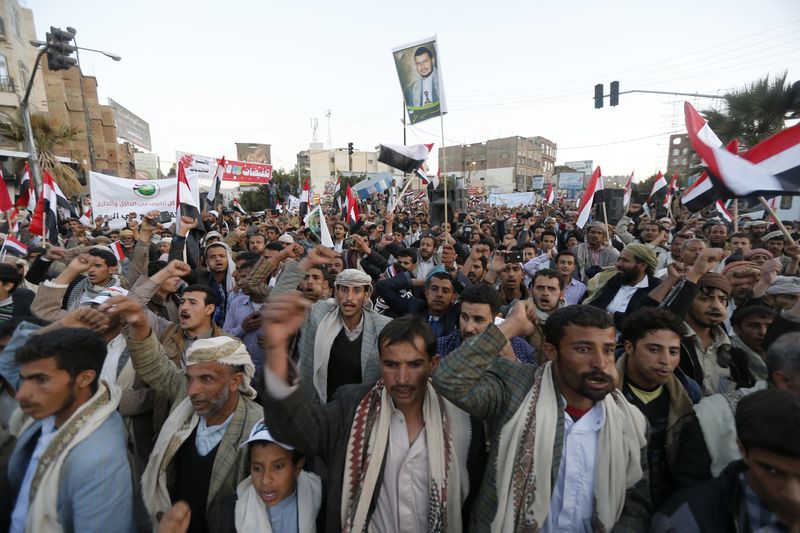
[379,143,432,174]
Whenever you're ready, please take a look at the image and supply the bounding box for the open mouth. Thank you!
[585,374,610,389]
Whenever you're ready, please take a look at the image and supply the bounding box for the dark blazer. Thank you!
[262,381,485,533]
[375,272,460,337]
[588,273,660,329]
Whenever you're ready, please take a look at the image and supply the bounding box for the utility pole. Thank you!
[20,48,48,191]
[72,35,97,171]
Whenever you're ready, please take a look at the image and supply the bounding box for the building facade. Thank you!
[666,134,698,178]
[439,135,557,193]
[297,143,401,196]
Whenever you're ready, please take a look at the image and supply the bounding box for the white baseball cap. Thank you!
[239,418,294,450]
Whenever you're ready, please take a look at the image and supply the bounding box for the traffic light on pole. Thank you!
[347,142,353,155]
[610,81,620,106]
[594,84,603,109]
[46,27,77,71]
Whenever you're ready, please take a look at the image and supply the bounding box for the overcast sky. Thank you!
[27,0,800,182]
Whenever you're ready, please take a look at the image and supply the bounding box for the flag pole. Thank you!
[440,113,448,236]
[733,200,739,233]
[758,196,796,246]
[391,177,415,214]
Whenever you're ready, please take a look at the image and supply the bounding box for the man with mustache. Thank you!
[587,243,661,329]
[433,302,650,531]
[526,268,565,356]
[261,297,481,532]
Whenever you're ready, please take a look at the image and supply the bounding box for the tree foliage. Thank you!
[238,168,299,212]
[702,73,792,148]
[0,113,83,197]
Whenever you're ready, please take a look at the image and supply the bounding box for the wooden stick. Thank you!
[758,196,796,246]
[390,176,415,214]
[440,113,448,234]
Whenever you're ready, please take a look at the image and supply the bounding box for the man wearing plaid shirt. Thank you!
[652,388,800,532]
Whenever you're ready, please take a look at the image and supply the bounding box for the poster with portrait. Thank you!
[393,36,447,125]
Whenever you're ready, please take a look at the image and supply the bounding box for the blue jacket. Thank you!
[7,411,134,532]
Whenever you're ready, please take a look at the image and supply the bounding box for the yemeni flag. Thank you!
[28,170,59,245]
[299,178,310,220]
[715,200,733,223]
[333,178,342,212]
[378,143,433,174]
[15,162,36,212]
[647,171,668,206]
[545,182,555,204]
[663,173,678,208]
[345,183,359,223]
[0,171,13,213]
[109,240,126,262]
[622,171,634,210]
[231,198,247,216]
[684,101,800,197]
[417,166,440,189]
[0,235,27,257]
[176,161,201,233]
[79,207,93,226]
[682,139,738,212]
[576,166,604,228]
[206,156,226,205]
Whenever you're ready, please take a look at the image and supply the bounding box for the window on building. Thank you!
[681,158,688,166]
[780,196,793,210]
[672,148,680,156]
[17,61,27,91]
[682,147,689,155]
[0,18,6,38]
[11,7,20,39]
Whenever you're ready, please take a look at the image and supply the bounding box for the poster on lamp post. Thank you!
[392,36,447,125]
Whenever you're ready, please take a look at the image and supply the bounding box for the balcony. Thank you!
[0,76,14,93]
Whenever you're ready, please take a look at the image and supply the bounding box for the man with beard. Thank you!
[721,260,762,318]
[747,220,769,248]
[571,222,620,282]
[272,246,391,404]
[587,243,660,329]
[437,283,535,364]
[433,303,650,531]
[414,235,439,279]
[616,308,697,509]
[708,223,729,249]
[661,250,755,395]
[404,46,441,107]
[105,296,262,532]
[261,301,481,532]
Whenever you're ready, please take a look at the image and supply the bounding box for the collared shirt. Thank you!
[10,416,58,533]
[370,401,429,533]
[180,328,214,368]
[196,412,234,456]
[740,472,789,532]
[416,258,436,280]
[684,322,733,395]
[419,74,435,106]
[340,313,365,341]
[543,401,606,533]
[266,489,298,533]
[224,293,263,372]
[563,278,588,305]
[606,276,650,314]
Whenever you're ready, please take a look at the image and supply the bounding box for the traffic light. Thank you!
[610,81,620,106]
[594,84,603,109]
[46,27,77,71]
[347,142,353,155]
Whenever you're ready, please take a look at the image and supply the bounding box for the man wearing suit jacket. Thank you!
[262,296,484,532]
[7,328,133,533]
[404,46,440,108]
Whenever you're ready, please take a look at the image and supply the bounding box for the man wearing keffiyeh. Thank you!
[261,293,485,533]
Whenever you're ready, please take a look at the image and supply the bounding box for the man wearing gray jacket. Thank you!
[272,246,391,404]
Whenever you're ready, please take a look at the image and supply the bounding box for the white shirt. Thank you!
[542,402,606,533]
[420,75,435,106]
[369,403,429,533]
[605,276,650,314]
[99,334,126,385]
[195,412,234,456]
[10,417,58,533]
[340,313,365,341]
[416,258,436,280]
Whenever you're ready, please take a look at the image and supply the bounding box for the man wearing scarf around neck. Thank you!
[261,293,483,533]
[433,301,650,532]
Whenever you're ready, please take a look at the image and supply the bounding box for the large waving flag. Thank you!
[545,182,555,204]
[0,235,27,257]
[715,200,733,223]
[206,156,226,204]
[15,162,36,211]
[576,166,603,228]
[346,183,359,223]
[28,170,59,245]
[378,143,433,174]
[684,101,800,197]
[682,139,738,212]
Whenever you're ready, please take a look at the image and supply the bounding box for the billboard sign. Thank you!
[392,36,447,125]
[558,172,585,190]
[108,98,152,151]
[564,160,593,177]
[177,151,273,184]
[531,175,544,190]
[235,143,272,164]
[134,152,160,180]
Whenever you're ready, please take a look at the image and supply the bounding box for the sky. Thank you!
[26,0,800,185]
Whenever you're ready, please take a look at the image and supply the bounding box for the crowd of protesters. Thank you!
[0,192,798,533]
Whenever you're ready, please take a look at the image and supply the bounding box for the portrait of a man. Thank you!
[393,37,447,124]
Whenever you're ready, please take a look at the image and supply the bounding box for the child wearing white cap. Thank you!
[235,419,321,533]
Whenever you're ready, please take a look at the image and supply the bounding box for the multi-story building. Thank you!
[666,134,698,179]
[296,142,402,196]
[439,135,557,193]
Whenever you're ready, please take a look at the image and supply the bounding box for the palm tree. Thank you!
[702,73,792,148]
[0,113,83,197]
